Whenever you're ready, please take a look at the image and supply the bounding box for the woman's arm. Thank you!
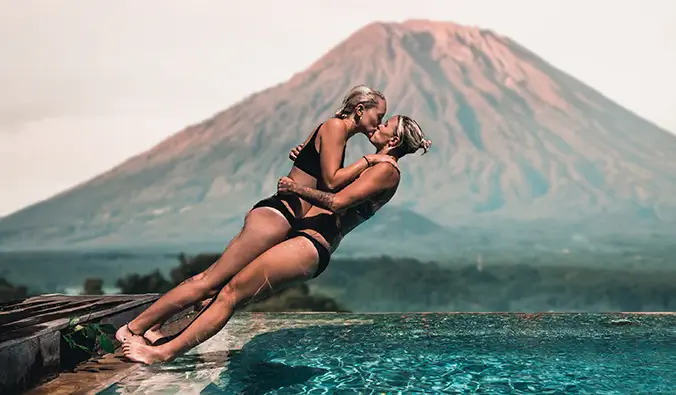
[278,163,400,214]
[318,119,393,191]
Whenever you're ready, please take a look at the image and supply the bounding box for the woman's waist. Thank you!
[291,213,368,252]
[292,213,343,252]
[288,166,338,192]
[288,166,320,185]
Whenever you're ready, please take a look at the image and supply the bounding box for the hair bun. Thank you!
[420,139,432,151]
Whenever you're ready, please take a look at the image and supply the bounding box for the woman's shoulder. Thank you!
[318,118,346,134]
[370,161,401,179]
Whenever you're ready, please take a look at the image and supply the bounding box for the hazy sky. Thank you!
[1,0,674,216]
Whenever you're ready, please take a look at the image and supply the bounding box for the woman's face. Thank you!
[358,98,387,135]
[368,115,399,150]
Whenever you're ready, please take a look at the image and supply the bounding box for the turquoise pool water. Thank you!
[99,313,675,394]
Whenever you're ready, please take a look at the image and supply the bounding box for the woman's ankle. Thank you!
[156,343,178,362]
[127,322,144,336]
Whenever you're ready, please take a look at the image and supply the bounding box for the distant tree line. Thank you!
[310,256,676,312]
[4,251,676,313]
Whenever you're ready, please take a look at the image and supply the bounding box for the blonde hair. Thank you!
[335,85,386,119]
[392,115,432,156]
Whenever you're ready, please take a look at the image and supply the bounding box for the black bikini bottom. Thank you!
[251,194,301,226]
[288,230,331,278]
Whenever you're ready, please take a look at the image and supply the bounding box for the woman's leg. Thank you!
[122,236,320,364]
[140,274,215,345]
[115,206,294,344]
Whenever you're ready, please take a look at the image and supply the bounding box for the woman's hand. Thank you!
[289,144,303,161]
[277,176,296,194]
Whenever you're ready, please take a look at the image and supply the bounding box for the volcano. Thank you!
[2,20,676,255]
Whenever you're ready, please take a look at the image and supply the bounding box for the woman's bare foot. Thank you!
[122,341,173,365]
[115,324,149,345]
[143,327,165,345]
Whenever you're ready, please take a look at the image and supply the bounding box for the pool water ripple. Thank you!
[99,313,676,394]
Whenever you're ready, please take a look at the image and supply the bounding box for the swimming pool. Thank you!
[98,313,675,394]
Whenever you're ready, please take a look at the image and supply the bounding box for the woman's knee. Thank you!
[181,273,220,299]
[215,282,240,309]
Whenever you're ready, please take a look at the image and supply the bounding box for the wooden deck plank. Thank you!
[1,300,109,328]
[0,294,162,395]
[0,300,75,317]
[0,295,158,344]
[1,300,127,339]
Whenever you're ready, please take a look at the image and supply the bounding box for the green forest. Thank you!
[5,251,674,313]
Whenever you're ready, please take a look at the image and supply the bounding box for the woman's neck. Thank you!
[375,147,398,160]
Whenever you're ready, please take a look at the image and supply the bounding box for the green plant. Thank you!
[61,316,116,355]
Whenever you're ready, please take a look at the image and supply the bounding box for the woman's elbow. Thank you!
[328,198,349,213]
[323,178,341,192]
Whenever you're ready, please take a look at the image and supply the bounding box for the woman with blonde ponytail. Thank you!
[121,113,432,364]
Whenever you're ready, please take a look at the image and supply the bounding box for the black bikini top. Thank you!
[294,122,346,189]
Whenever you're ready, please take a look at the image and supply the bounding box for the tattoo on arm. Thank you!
[292,185,336,211]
